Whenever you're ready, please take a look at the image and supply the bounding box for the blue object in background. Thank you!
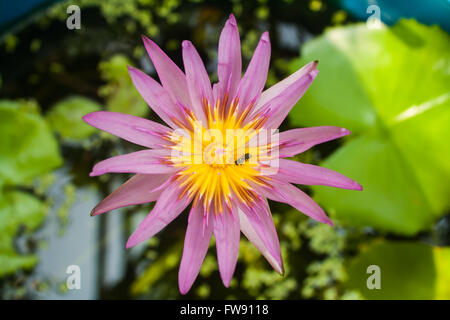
[333,0,450,33]
[2,0,449,37]
[0,0,63,37]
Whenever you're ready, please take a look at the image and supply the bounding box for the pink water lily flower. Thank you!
[83,14,362,294]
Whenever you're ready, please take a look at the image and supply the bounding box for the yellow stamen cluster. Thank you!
[166,97,273,215]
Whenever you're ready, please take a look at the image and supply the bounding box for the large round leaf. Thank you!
[346,241,450,299]
[289,20,450,235]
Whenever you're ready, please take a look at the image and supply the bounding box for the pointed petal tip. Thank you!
[310,69,319,79]
[221,277,232,288]
[179,284,190,295]
[346,179,363,191]
[141,34,151,44]
[126,221,155,248]
[82,111,105,124]
[125,236,137,249]
[81,113,91,124]
[315,215,334,226]
[228,13,237,26]
[90,206,106,216]
[341,127,351,136]
[182,40,192,48]
[178,276,195,295]
[141,35,160,55]
[125,222,155,249]
[272,259,285,275]
[276,265,285,276]
[219,268,235,288]
[308,60,319,69]
[126,65,141,79]
[261,31,270,42]
[141,35,154,49]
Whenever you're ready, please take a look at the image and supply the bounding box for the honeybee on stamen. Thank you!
[235,153,251,165]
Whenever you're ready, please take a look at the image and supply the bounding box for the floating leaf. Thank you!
[289,20,450,235]
[46,95,102,140]
[346,241,450,299]
[0,100,62,185]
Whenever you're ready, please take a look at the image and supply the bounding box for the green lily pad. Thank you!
[0,190,47,277]
[46,95,102,140]
[346,241,450,299]
[0,100,62,185]
[289,20,450,235]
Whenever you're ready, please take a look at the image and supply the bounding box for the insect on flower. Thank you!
[83,14,362,294]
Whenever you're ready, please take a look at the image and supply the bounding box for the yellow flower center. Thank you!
[167,97,274,214]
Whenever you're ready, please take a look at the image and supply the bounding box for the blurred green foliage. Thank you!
[0,190,47,277]
[130,208,366,300]
[0,100,62,277]
[46,96,102,141]
[47,0,180,36]
[131,240,182,296]
[290,19,450,235]
[0,100,62,185]
[98,55,148,117]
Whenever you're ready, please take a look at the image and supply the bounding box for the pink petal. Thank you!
[179,205,214,294]
[83,111,171,148]
[253,60,318,114]
[234,31,271,112]
[141,36,191,108]
[260,69,318,129]
[91,174,170,216]
[182,40,212,124]
[89,149,176,176]
[258,180,333,225]
[275,159,363,190]
[238,198,284,274]
[127,66,182,128]
[126,179,191,248]
[213,206,240,287]
[278,126,351,157]
[217,14,241,102]
[212,82,219,102]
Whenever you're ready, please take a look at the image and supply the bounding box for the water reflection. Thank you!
[32,169,128,299]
